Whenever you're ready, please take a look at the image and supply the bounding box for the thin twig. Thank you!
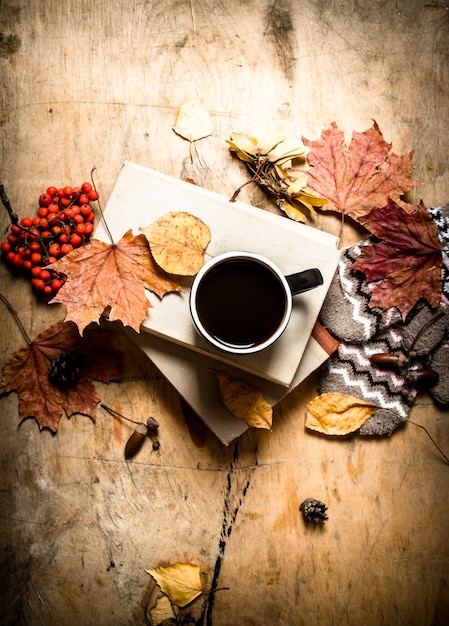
[101,403,140,425]
[407,418,449,465]
[0,182,18,224]
[0,293,32,344]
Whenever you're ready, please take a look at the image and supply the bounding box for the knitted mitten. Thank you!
[318,203,449,436]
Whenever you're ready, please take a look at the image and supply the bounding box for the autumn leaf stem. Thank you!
[406,417,449,465]
[0,182,19,225]
[0,292,32,344]
[204,586,230,596]
[229,178,257,202]
[90,167,115,245]
[101,403,141,425]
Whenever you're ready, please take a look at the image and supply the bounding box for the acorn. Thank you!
[369,352,409,370]
[124,416,160,459]
[406,368,439,385]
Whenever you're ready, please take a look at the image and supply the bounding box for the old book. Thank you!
[95,161,340,386]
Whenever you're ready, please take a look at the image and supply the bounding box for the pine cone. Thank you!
[300,498,328,524]
[48,352,84,387]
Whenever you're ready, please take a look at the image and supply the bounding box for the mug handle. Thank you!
[285,268,323,295]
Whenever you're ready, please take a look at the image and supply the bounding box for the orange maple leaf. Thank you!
[303,121,420,223]
[48,230,183,333]
[0,320,123,431]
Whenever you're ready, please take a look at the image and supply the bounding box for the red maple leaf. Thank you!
[303,121,420,223]
[350,200,443,320]
[0,320,123,431]
[48,229,183,334]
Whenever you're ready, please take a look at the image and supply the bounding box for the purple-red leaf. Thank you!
[350,200,442,320]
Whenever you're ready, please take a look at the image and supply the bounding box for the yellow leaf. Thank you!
[146,562,203,608]
[212,369,272,430]
[140,211,211,276]
[305,393,379,436]
[172,97,214,142]
[278,200,307,223]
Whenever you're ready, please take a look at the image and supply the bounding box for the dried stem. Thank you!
[101,403,141,425]
[407,417,449,465]
[0,293,32,344]
[0,182,18,225]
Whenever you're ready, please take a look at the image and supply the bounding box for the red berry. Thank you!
[59,233,70,244]
[43,285,53,295]
[39,193,52,207]
[49,242,61,257]
[47,203,59,214]
[31,266,42,277]
[83,222,94,236]
[11,224,21,235]
[87,189,99,201]
[7,233,18,245]
[30,252,42,265]
[20,217,33,228]
[73,213,84,224]
[59,196,72,208]
[75,223,86,235]
[81,182,92,193]
[78,194,89,205]
[51,278,63,291]
[23,260,33,271]
[85,211,95,223]
[70,233,83,247]
[40,269,51,281]
[11,253,24,266]
[6,251,15,263]
[33,278,45,290]
[29,241,41,252]
[47,186,58,197]
[47,256,57,264]
[80,204,92,217]
[1,242,11,254]
[38,206,48,218]
[63,186,73,197]
[32,216,41,226]
[60,243,73,255]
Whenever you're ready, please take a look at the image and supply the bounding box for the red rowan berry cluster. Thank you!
[1,182,98,296]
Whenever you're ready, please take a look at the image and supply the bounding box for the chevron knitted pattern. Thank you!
[318,203,449,437]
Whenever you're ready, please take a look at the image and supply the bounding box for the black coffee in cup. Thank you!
[194,258,287,350]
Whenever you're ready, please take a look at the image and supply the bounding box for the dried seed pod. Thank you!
[369,352,408,370]
[300,498,328,524]
[124,422,149,459]
[406,369,439,385]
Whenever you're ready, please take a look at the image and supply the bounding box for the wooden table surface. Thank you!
[1,2,449,625]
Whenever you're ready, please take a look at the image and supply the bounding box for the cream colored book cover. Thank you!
[95,161,340,386]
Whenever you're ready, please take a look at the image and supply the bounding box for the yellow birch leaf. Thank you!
[172,97,214,142]
[146,562,203,608]
[212,369,272,430]
[140,211,211,276]
[305,393,379,435]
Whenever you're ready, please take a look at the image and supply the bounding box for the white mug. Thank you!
[189,251,323,355]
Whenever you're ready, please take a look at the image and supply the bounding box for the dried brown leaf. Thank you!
[303,121,420,223]
[306,393,379,435]
[211,369,272,429]
[141,212,211,276]
[172,97,214,142]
